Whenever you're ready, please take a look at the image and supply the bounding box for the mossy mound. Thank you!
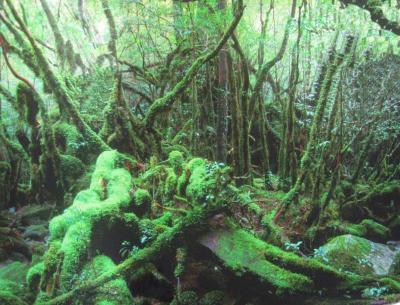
[81,255,133,305]
[0,261,32,305]
[35,150,135,303]
[199,227,345,295]
[0,280,29,305]
[316,234,399,276]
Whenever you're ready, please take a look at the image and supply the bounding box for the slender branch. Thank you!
[340,0,400,35]
[144,0,245,127]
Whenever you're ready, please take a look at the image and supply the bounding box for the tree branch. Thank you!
[341,0,400,35]
[143,0,245,128]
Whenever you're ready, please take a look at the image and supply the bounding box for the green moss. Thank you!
[389,253,400,276]
[0,279,28,305]
[60,154,85,187]
[16,82,39,126]
[185,158,215,204]
[360,219,390,241]
[316,235,373,275]
[168,150,184,170]
[26,262,44,292]
[53,122,83,155]
[378,277,400,293]
[60,221,92,289]
[170,290,198,305]
[200,228,314,295]
[81,255,133,305]
[164,168,178,197]
[177,170,188,195]
[0,262,30,284]
[199,290,224,305]
[133,188,151,216]
[328,220,390,242]
[134,189,151,206]
[45,150,134,294]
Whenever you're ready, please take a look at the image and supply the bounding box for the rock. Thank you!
[316,234,400,276]
[18,204,54,226]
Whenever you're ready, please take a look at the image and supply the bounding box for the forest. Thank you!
[0,0,400,304]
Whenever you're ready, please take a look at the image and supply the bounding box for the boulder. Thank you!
[315,234,400,276]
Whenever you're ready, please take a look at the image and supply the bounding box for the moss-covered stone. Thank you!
[170,290,198,305]
[316,234,399,276]
[199,290,224,305]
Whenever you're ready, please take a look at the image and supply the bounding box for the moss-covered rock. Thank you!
[170,290,198,305]
[199,290,224,305]
[316,234,399,276]
[199,227,345,295]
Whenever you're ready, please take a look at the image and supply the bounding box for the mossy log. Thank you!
[28,150,400,305]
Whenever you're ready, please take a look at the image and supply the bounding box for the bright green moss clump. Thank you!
[43,150,135,298]
[200,228,314,295]
[316,235,373,275]
[170,290,198,305]
[186,158,213,204]
[81,255,133,305]
[168,150,184,170]
[26,261,44,292]
[0,280,28,305]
